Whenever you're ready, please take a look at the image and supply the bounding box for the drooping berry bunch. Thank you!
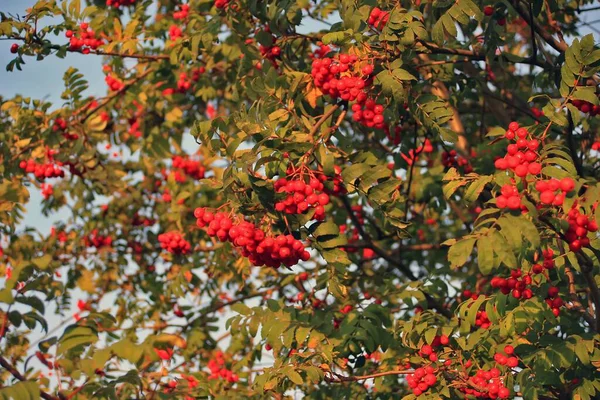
[105,74,124,91]
[310,42,332,59]
[259,42,282,64]
[495,183,522,210]
[318,165,346,195]
[168,25,183,41]
[19,159,65,181]
[106,0,136,8]
[368,7,390,30]
[194,208,310,267]
[171,155,206,181]
[571,99,600,116]
[442,149,473,173]
[85,229,113,248]
[132,213,156,227]
[564,206,598,252]
[311,54,370,102]
[493,345,519,368]
[41,183,53,199]
[533,248,555,272]
[490,268,533,300]
[191,66,205,81]
[406,366,437,396]
[207,351,239,383]
[475,309,491,329]
[494,122,541,177]
[173,4,189,19]
[65,23,104,54]
[458,367,511,398]
[401,139,435,165]
[351,97,386,129]
[176,72,192,92]
[214,0,230,9]
[273,174,330,220]
[419,343,440,362]
[158,231,191,255]
[52,118,78,140]
[545,286,564,316]
[534,177,575,206]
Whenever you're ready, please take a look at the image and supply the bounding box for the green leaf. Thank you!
[57,326,98,355]
[0,381,40,400]
[447,238,476,268]
[477,236,494,274]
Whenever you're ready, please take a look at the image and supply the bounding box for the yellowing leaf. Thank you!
[304,81,322,108]
[165,107,183,122]
[77,269,96,293]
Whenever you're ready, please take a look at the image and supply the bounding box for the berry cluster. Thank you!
[490,269,533,300]
[534,177,574,206]
[533,248,555,272]
[169,25,183,41]
[368,7,390,30]
[419,343,441,362]
[85,229,113,248]
[41,183,53,199]
[194,208,310,267]
[273,175,330,220]
[494,123,541,178]
[493,346,519,368]
[320,165,345,195]
[207,351,239,383]
[442,149,473,173]
[406,366,437,396]
[310,42,331,59]
[132,213,156,227]
[158,231,191,255]
[106,0,136,8]
[191,66,205,81]
[171,155,206,181]
[214,0,230,9]
[571,99,600,116]
[351,97,386,129]
[459,367,511,398]
[545,286,564,316]
[311,54,369,102]
[65,23,104,54]
[173,4,189,19]
[259,43,281,63]
[105,74,124,91]
[176,72,192,92]
[52,118,78,140]
[475,310,491,329]
[565,206,598,252]
[401,139,436,165]
[340,304,353,314]
[20,159,65,181]
[495,184,522,210]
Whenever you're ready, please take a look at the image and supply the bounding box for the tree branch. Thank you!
[0,356,59,400]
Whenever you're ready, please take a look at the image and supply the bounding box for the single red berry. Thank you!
[10,43,19,54]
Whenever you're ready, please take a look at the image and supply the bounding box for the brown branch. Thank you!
[575,252,600,333]
[339,195,452,318]
[0,356,59,400]
[325,369,413,383]
[510,0,568,53]
[308,104,340,139]
[80,68,153,123]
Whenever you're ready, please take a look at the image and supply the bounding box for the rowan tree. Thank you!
[1,0,600,399]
